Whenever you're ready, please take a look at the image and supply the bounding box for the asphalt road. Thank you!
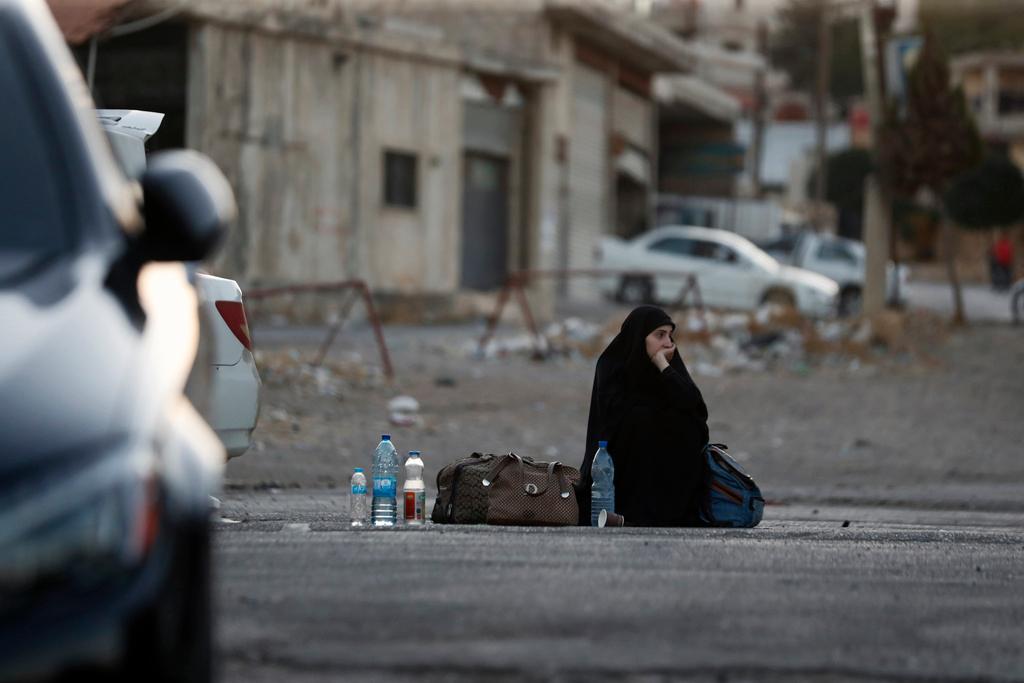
[902,281,1013,323]
[214,494,1024,683]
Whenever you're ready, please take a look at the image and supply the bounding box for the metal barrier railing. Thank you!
[477,269,705,357]
[246,279,394,379]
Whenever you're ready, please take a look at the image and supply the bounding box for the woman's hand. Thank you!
[651,346,674,372]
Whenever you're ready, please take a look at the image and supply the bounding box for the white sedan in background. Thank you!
[100,110,260,457]
[596,225,839,318]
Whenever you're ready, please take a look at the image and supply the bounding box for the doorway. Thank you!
[460,153,510,290]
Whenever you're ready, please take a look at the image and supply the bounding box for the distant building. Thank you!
[61,0,705,311]
[952,51,1024,168]
[656,74,744,199]
[649,0,786,116]
[736,120,850,199]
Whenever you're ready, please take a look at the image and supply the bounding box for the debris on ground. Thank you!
[388,395,423,427]
[467,305,950,375]
[255,348,384,393]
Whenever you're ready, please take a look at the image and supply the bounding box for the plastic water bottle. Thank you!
[371,435,399,527]
[590,441,615,527]
[403,451,426,526]
[349,468,367,527]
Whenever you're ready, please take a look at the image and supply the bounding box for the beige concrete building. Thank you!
[72,0,697,312]
[953,51,1024,169]
[350,1,695,301]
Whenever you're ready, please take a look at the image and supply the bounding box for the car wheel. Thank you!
[761,288,795,308]
[121,524,212,683]
[617,276,654,305]
[839,286,863,317]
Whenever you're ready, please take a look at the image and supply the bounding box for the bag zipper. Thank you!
[711,480,744,504]
[446,461,469,522]
[710,449,756,488]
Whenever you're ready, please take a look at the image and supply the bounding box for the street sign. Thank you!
[886,34,924,114]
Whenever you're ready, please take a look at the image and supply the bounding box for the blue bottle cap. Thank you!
[354,467,363,472]
[381,434,391,441]
[598,440,608,448]
[409,450,421,456]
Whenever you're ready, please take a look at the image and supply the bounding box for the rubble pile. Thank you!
[254,348,384,396]
[470,306,949,375]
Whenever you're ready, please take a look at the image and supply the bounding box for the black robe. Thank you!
[578,306,709,526]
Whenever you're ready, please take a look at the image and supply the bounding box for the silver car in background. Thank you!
[1,1,235,679]
[99,110,261,457]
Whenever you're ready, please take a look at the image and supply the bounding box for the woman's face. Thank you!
[645,324,675,361]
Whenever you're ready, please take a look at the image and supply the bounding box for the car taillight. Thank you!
[215,300,253,351]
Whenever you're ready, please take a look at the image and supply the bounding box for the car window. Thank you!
[817,240,858,264]
[648,237,696,256]
[712,243,739,263]
[0,37,75,284]
[760,234,798,254]
[689,239,720,260]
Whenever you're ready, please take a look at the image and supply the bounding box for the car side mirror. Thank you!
[139,150,235,262]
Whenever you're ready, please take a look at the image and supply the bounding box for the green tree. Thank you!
[807,148,874,237]
[806,148,872,214]
[770,1,863,105]
[880,33,983,324]
[945,155,1024,230]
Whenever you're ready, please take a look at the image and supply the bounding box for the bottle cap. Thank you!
[598,440,608,448]
[354,467,363,472]
[381,434,391,441]
[409,450,421,456]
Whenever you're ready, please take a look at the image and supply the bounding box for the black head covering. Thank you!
[584,306,682,452]
[578,305,708,526]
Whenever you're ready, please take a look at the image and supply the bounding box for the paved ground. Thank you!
[902,281,1013,323]
[217,306,1024,681]
[214,495,1024,683]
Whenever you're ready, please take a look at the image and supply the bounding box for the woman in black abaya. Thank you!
[579,306,709,526]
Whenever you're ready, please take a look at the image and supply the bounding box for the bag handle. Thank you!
[554,463,573,499]
[481,452,520,488]
[531,461,574,498]
[483,454,572,498]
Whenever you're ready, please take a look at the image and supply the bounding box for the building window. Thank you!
[383,150,417,208]
[998,90,1024,116]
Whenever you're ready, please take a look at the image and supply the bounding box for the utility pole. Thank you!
[749,21,769,198]
[812,0,832,232]
[859,0,891,315]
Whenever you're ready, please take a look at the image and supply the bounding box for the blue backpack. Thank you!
[699,443,764,528]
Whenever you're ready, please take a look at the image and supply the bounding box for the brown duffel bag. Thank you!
[430,452,497,524]
[483,452,580,526]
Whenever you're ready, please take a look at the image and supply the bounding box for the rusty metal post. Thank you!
[670,275,707,330]
[477,277,514,356]
[246,279,395,379]
[474,268,708,357]
[511,277,545,358]
[312,288,357,367]
[356,281,394,380]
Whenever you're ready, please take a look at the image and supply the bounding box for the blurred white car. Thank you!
[758,230,909,316]
[596,225,839,317]
[100,110,260,457]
